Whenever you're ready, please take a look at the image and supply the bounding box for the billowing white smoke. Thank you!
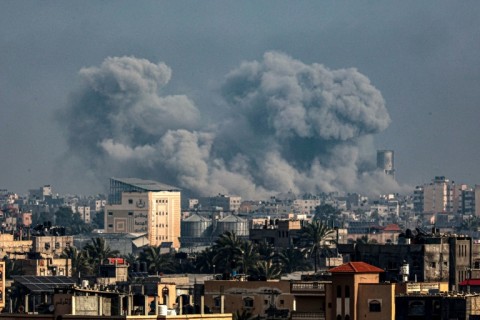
[59,52,405,199]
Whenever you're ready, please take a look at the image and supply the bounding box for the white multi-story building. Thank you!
[104,178,181,249]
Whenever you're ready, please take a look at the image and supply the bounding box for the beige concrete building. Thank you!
[0,234,31,259]
[327,262,394,320]
[105,178,181,249]
[32,235,74,258]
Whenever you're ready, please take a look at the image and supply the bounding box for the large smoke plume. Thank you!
[59,52,405,199]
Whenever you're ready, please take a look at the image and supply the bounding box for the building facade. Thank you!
[104,178,181,249]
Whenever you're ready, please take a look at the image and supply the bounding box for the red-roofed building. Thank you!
[459,278,480,293]
[383,224,401,233]
[326,262,394,320]
[329,262,384,274]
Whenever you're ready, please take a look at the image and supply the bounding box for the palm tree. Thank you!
[300,220,334,273]
[233,309,258,320]
[139,246,175,274]
[83,237,119,272]
[238,241,260,275]
[195,247,216,273]
[277,247,311,274]
[257,240,275,262]
[3,256,24,279]
[61,246,91,276]
[252,260,282,280]
[213,231,243,273]
[122,253,139,268]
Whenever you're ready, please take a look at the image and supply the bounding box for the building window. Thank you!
[55,242,60,249]
[369,300,381,312]
[213,296,221,307]
[128,211,133,216]
[128,199,133,204]
[108,212,113,216]
[345,286,350,298]
[45,243,51,250]
[336,285,342,298]
[408,301,425,316]
[243,297,254,308]
[108,224,113,228]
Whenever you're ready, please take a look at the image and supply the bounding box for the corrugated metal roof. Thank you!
[112,177,180,192]
[219,215,247,222]
[183,214,212,222]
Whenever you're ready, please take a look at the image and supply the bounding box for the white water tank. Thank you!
[158,305,168,316]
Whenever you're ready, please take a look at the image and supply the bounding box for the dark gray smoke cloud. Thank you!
[59,52,406,199]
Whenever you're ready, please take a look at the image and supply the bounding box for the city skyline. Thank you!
[1,2,480,197]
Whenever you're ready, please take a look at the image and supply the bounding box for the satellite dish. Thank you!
[48,305,55,312]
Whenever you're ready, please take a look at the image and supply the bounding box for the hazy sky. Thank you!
[1,1,480,197]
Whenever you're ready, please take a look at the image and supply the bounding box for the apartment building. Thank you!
[104,178,181,249]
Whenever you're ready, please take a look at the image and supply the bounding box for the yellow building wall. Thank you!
[357,283,395,320]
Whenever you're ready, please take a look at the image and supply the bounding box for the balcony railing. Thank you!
[291,281,326,293]
[291,311,326,320]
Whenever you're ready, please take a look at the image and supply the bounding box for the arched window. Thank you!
[336,285,342,298]
[369,300,381,312]
[345,286,350,298]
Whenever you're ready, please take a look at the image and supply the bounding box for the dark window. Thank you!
[337,285,342,298]
[345,286,350,298]
[408,301,425,316]
[213,297,220,307]
[128,199,133,204]
[369,300,381,312]
[108,224,113,228]
[108,212,113,216]
[244,298,254,308]
[44,243,51,250]
[128,212,133,216]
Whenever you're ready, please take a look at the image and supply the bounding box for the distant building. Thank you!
[197,194,242,213]
[377,150,395,180]
[104,178,181,249]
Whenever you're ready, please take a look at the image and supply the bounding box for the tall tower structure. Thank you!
[105,178,181,249]
[376,150,395,179]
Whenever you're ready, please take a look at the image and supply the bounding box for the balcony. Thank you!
[291,311,326,320]
[290,281,326,295]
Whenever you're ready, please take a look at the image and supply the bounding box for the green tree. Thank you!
[277,247,311,274]
[139,246,175,274]
[61,246,91,276]
[195,247,216,273]
[252,260,282,280]
[213,231,243,273]
[238,241,260,275]
[83,237,119,272]
[233,309,258,320]
[314,204,339,226]
[3,256,24,279]
[300,220,335,273]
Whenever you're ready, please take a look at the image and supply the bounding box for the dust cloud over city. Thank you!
[58,52,408,199]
